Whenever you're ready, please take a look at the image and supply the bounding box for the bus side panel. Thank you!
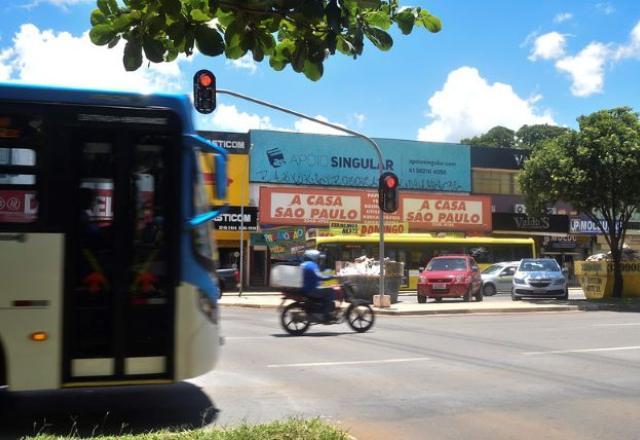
[173,283,219,381]
[0,233,63,391]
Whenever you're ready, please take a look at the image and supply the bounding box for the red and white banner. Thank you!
[260,186,491,231]
[0,190,38,223]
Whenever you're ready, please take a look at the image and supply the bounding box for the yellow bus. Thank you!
[310,234,536,289]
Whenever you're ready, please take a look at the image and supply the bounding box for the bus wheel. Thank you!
[417,294,426,304]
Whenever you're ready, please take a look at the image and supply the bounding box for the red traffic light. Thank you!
[197,72,214,87]
[384,175,397,189]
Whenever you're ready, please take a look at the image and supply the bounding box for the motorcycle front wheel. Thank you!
[346,302,375,333]
[280,302,310,336]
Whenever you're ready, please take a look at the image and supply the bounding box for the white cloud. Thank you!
[529,32,567,61]
[596,2,615,15]
[554,12,573,23]
[555,42,610,96]
[206,104,277,132]
[226,54,258,74]
[293,115,346,135]
[0,24,186,93]
[615,21,640,60]
[417,66,554,143]
[352,113,366,124]
[201,104,350,136]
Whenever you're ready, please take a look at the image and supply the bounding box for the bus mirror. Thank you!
[214,154,227,200]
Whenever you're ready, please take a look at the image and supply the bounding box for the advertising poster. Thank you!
[260,187,491,232]
[250,130,470,192]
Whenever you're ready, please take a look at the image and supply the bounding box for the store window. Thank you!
[472,169,522,195]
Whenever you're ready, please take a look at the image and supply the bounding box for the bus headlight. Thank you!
[198,290,219,324]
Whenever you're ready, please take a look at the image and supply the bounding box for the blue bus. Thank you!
[0,83,227,391]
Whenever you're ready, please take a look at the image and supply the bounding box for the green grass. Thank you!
[28,417,351,440]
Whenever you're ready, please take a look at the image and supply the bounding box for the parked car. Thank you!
[511,258,568,301]
[217,267,240,296]
[480,261,519,296]
[417,255,483,303]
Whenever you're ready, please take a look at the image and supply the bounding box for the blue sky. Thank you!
[1,0,639,142]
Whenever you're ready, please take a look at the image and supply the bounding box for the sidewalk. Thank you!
[218,290,584,316]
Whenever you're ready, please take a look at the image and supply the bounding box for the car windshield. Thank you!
[482,264,503,274]
[519,260,560,272]
[426,258,468,271]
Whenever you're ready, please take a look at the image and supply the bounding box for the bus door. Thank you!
[62,120,178,385]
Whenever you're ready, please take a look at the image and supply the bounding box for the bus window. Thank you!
[492,244,516,262]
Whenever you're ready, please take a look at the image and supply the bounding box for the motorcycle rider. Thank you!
[300,249,336,322]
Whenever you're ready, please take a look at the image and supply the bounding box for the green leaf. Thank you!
[90,9,107,26]
[190,9,211,22]
[97,0,110,15]
[107,0,119,14]
[325,0,341,32]
[303,59,323,81]
[143,36,166,63]
[269,55,287,71]
[364,27,392,51]
[301,0,324,20]
[418,11,442,33]
[123,40,143,71]
[364,11,391,30]
[112,13,139,33]
[195,25,225,56]
[90,24,115,45]
[147,14,167,35]
[336,35,355,55]
[356,0,382,8]
[395,10,415,35]
[107,36,120,48]
[292,41,307,73]
[163,0,182,18]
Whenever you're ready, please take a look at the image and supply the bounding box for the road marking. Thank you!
[267,357,431,368]
[523,345,640,355]
[593,323,640,327]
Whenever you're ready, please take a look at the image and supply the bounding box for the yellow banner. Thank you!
[328,221,410,235]
[200,153,249,206]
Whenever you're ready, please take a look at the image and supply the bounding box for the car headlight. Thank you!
[553,277,566,285]
[513,277,526,285]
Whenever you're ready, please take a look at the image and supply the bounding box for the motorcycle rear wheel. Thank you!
[281,302,310,336]
[346,303,375,333]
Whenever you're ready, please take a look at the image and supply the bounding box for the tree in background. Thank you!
[89,0,441,80]
[461,126,515,148]
[519,108,640,298]
[516,124,572,150]
[462,124,572,150]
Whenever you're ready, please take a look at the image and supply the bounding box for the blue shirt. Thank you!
[301,260,332,293]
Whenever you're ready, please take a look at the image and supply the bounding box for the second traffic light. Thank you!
[193,70,216,114]
[378,171,399,213]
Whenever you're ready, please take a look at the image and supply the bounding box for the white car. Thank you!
[480,261,519,296]
[512,258,568,301]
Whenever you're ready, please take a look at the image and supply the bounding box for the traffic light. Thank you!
[378,171,399,213]
[193,70,216,114]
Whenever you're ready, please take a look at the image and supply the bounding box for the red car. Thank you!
[417,255,483,303]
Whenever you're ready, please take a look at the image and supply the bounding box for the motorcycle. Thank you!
[278,282,375,336]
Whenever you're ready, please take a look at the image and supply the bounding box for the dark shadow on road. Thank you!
[0,382,218,438]
[272,330,358,338]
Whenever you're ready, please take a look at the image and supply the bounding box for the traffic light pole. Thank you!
[216,89,388,306]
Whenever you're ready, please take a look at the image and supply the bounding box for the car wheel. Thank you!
[435,297,443,302]
[482,283,496,296]
[475,288,483,302]
[511,294,521,301]
[559,289,569,300]
[417,293,426,304]
[463,288,472,302]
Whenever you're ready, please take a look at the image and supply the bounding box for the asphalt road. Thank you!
[2,301,639,439]
[197,306,640,440]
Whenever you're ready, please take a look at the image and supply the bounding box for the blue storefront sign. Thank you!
[249,130,470,192]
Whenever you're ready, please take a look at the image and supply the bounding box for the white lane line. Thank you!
[267,357,431,368]
[523,345,640,355]
[593,323,640,327]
